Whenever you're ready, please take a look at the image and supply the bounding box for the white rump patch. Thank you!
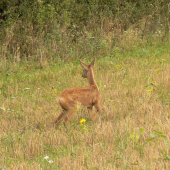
[57,97,65,103]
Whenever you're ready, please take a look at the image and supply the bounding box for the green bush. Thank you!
[0,0,170,63]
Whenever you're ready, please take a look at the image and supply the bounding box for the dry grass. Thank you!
[1,44,170,169]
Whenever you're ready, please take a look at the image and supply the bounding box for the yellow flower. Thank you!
[80,118,86,125]
[54,90,57,94]
[117,65,120,67]
[148,87,153,92]
[38,107,42,110]
[155,69,159,72]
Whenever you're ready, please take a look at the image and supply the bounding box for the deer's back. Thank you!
[57,85,100,109]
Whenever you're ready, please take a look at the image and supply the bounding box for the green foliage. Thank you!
[0,0,170,63]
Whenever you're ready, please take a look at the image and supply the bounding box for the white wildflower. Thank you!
[43,156,49,160]
[48,160,54,163]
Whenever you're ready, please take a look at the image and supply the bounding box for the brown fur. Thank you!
[55,59,101,127]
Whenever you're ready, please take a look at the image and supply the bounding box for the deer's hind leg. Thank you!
[54,110,66,128]
[62,100,77,125]
[64,108,76,126]
[55,108,76,127]
[56,98,76,125]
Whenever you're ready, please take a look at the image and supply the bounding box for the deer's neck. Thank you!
[88,68,98,88]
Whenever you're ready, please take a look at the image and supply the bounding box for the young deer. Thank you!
[55,59,101,127]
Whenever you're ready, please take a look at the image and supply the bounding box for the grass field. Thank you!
[1,42,170,169]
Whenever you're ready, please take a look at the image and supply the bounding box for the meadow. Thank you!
[1,42,170,169]
[1,1,170,169]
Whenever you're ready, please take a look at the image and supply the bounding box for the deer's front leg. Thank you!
[92,102,101,121]
[87,106,94,121]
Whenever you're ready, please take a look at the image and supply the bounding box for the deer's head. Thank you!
[80,59,95,78]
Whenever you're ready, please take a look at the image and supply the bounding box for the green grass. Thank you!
[1,42,170,169]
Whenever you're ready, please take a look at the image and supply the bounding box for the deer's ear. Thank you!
[80,60,88,70]
[90,58,95,67]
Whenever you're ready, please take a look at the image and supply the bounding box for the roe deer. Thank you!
[55,58,101,127]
